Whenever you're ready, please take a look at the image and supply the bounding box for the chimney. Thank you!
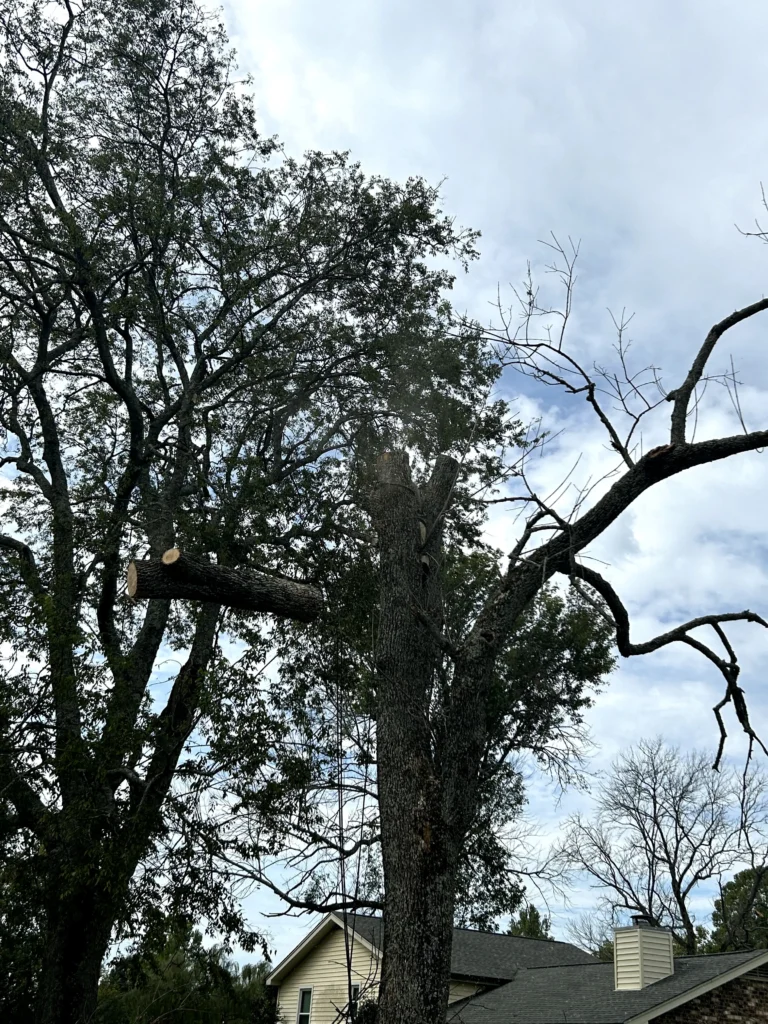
[614,916,674,991]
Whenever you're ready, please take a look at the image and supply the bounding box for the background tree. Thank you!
[507,904,553,940]
[710,867,768,951]
[559,738,768,954]
[566,910,617,962]
[96,923,276,1024]
[0,0,516,1019]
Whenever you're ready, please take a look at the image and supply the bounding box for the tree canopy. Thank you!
[96,924,276,1024]
[237,560,615,931]
[0,0,523,1017]
[711,868,768,952]
[507,904,553,940]
[0,0,616,1016]
[4,1,768,1023]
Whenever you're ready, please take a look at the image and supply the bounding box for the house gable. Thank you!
[271,919,381,1024]
[268,915,486,1020]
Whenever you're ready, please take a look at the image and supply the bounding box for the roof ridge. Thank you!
[525,960,612,970]
[343,913,590,950]
[673,949,767,960]
[450,925,583,946]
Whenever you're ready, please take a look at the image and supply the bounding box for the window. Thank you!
[349,984,360,1020]
[297,987,312,1024]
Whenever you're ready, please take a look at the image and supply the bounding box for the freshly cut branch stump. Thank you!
[127,548,323,622]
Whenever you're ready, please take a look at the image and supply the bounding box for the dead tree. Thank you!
[560,738,768,954]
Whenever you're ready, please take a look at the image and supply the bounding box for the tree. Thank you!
[7,0,768,1019]
[559,738,768,954]
[566,911,617,961]
[0,0,508,1019]
[507,904,553,940]
[96,923,277,1024]
[710,867,768,951]
[209,548,613,935]
[140,224,768,1024]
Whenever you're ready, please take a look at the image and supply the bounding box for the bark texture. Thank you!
[370,452,463,1024]
[33,602,221,1024]
[35,880,117,1024]
[127,549,323,622]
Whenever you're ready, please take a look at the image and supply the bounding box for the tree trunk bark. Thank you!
[370,452,462,1024]
[35,877,116,1024]
[377,852,458,1024]
[33,603,222,1024]
[127,548,323,621]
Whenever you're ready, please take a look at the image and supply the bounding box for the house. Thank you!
[266,912,768,1023]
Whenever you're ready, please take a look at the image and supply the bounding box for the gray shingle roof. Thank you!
[342,915,596,982]
[449,926,598,980]
[449,950,768,1023]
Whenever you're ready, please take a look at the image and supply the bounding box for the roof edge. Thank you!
[266,912,381,987]
[628,948,768,1024]
[331,912,382,960]
[266,915,336,986]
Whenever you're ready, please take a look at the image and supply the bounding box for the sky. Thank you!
[215,0,768,963]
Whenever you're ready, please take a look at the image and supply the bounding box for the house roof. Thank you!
[344,914,596,981]
[266,913,380,986]
[266,912,594,987]
[451,948,768,1024]
[267,911,768,1023]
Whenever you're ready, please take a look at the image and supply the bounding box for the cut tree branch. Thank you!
[127,548,323,622]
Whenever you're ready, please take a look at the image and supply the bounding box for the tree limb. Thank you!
[0,532,47,603]
[670,297,768,444]
[127,548,324,622]
[568,561,768,769]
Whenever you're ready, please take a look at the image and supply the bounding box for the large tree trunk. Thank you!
[377,842,459,1024]
[33,604,221,1024]
[35,874,117,1024]
[371,452,462,1024]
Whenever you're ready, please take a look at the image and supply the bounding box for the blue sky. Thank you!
[219,0,768,962]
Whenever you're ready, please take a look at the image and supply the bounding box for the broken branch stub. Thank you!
[126,548,323,622]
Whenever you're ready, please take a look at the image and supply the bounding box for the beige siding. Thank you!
[615,931,642,990]
[276,924,484,1021]
[614,927,673,991]
[639,929,674,985]
[276,925,380,1024]
[448,980,483,1003]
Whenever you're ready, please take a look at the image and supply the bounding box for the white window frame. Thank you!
[350,982,361,1015]
[296,986,313,1024]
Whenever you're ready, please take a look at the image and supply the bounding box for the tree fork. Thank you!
[127,548,323,622]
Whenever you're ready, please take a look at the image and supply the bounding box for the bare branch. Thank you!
[567,561,768,769]
[669,297,768,444]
